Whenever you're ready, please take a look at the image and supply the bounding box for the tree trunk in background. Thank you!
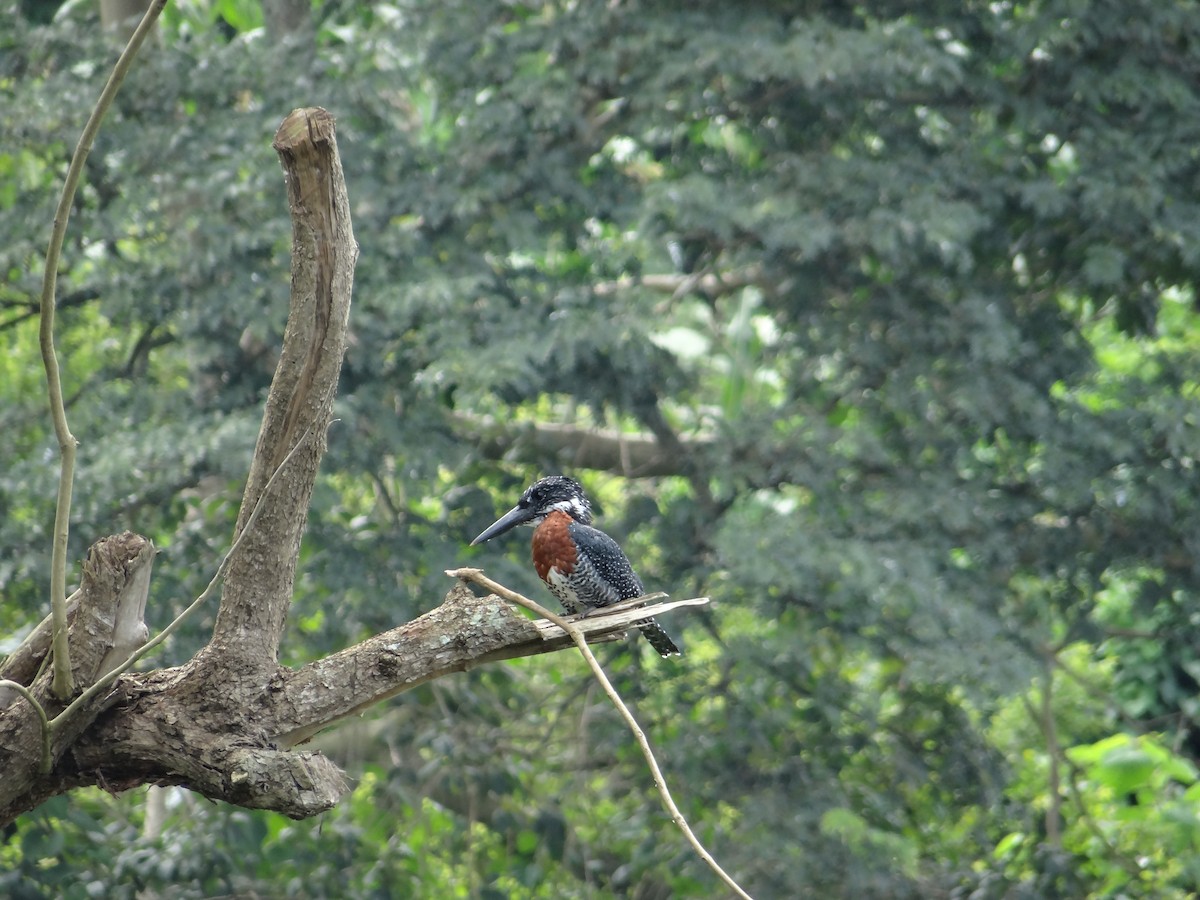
[264,0,312,43]
[99,0,150,39]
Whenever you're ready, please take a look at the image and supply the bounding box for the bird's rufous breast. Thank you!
[531,510,578,581]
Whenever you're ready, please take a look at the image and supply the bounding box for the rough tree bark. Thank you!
[0,107,686,827]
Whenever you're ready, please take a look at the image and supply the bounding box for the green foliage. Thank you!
[987,650,1200,898]
[5,0,1200,896]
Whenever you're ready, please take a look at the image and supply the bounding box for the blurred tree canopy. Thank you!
[3,0,1200,896]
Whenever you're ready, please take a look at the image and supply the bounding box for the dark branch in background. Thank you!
[453,413,712,478]
[632,394,717,513]
[591,267,765,302]
[0,289,100,331]
[123,323,175,378]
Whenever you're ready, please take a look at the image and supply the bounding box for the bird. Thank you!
[471,475,681,658]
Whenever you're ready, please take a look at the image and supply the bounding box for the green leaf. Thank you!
[1095,745,1157,794]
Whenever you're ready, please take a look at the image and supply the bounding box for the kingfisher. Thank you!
[471,475,681,657]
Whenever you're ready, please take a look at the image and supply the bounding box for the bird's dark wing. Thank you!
[566,521,645,601]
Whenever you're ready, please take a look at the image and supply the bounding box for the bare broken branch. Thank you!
[1,532,160,816]
[207,107,357,666]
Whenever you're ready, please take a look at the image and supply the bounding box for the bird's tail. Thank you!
[636,617,681,658]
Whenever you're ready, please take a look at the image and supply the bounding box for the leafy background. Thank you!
[3,0,1200,896]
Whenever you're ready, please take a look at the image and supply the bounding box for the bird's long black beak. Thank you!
[470,504,534,545]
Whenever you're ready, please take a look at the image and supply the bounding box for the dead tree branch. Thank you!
[204,107,357,669]
[0,533,154,814]
[272,587,707,747]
